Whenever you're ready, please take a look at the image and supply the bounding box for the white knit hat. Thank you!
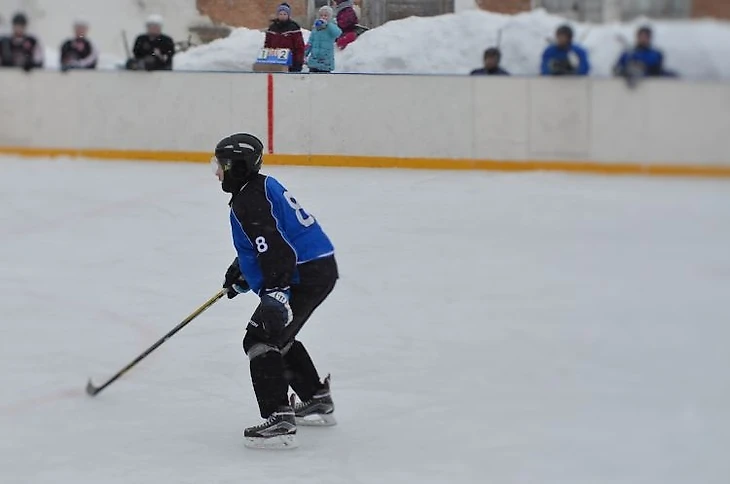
[146,14,164,26]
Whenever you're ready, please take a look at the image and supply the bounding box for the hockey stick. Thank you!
[85,289,227,397]
[121,30,132,60]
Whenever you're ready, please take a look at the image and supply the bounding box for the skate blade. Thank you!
[296,413,337,427]
[243,433,299,450]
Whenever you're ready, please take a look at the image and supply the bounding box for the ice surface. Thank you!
[1,157,729,483]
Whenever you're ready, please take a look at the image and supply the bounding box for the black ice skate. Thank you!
[243,406,298,449]
[290,375,337,427]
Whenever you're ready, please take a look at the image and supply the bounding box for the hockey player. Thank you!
[59,19,98,70]
[0,13,44,70]
[127,15,174,71]
[213,133,338,449]
[614,26,666,78]
[541,25,590,76]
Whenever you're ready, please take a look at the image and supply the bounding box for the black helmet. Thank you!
[214,133,264,193]
[556,24,574,40]
[12,12,28,26]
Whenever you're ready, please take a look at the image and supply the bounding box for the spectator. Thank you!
[614,26,666,78]
[264,3,305,73]
[305,6,341,73]
[60,19,98,71]
[470,48,509,76]
[126,15,174,71]
[0,12,44,71]
[333,0,358,50]
[541,25,590,76]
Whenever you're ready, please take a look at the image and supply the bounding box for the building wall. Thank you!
[693,0,730,19]
[197,0,307,30]
[193,0,730,31]
[474,0,531,14]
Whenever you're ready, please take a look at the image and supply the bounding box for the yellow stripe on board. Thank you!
[1,146,729,178]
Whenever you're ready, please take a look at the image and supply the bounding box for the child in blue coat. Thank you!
[541,25,590,76]
[305,6,342,73]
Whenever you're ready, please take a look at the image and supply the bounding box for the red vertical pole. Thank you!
[267,74,274,154]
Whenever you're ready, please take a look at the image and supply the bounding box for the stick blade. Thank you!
[85,379,100,397]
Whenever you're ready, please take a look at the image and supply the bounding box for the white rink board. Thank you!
[1,71,730,166]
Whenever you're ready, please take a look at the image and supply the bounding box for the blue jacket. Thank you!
[230,175,335,294]
[615,47,664,77]
[305,20,341,72]
[541,44,590,76]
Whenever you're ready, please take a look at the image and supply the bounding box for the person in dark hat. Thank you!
[614,26,667,78]
[264,3,305,72]
[540,24,590,76]
[0,12,44,70]
[470,47,509,76]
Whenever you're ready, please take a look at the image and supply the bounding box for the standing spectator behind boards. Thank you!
[265,3,305,72]
[126,15,174,71]
[0,13,44,71]
[60,19,98,71]
[333,0,358,50]
[305,6,341,73]
[541,25,590,76]
[470,48,509,76]
[614,26,668,78]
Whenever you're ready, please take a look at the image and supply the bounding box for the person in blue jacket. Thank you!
[614,26,666,78]
[305,5,342,73]
[541,25,590,76]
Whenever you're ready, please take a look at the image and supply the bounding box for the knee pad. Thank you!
[246,342,281,361]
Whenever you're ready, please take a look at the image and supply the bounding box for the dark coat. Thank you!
[265,19,305,72]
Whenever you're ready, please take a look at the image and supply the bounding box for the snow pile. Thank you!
[176,9,730,79]
[175,28,311,72]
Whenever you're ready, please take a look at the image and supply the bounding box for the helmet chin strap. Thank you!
[222,171,252,194]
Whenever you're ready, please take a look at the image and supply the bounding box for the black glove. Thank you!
[223,258,250,299]
[248,290,293,338]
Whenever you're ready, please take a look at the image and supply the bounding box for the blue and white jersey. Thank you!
[229,174,334,294]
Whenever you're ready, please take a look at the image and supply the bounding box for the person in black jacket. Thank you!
[60,19,98,70]
[0,12,44,71]
[470,48,509,76]
[126,14,174,71]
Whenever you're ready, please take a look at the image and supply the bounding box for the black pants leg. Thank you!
[243,256,338,417]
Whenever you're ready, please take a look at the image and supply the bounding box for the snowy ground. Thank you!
[176,9,730,79]
[1,157,729,483]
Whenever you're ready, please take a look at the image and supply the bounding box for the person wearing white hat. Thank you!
[60,18,98,70]
[127,14,175,71]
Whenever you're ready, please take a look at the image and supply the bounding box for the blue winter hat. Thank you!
[277,3,292,16]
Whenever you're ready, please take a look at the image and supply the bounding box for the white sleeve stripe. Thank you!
[263,176,299,260]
